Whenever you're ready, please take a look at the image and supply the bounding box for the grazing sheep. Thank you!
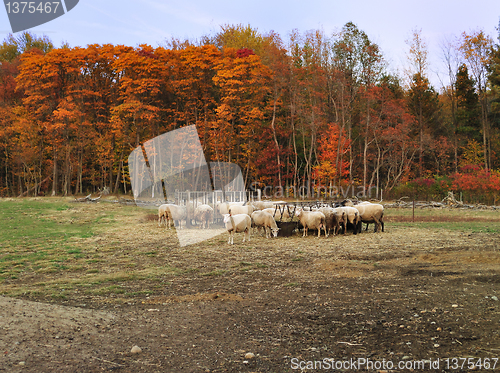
[158,204,171,228]
[319,207,345,237]
[295,209,326,238]
[159,204,187,229]
[223,213,252,244]
[251,210,280,238]
[228,204,254,216]
[336,206,361,235]
[345,201,385,232]
[193,204,214,229]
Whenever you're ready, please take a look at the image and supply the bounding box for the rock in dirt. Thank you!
[244,352,255,359]
[131,345,142,354]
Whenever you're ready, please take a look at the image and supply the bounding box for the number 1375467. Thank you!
[444,357,498,370]
[5,2,60,14]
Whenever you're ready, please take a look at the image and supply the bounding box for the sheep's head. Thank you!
[271,227,280,237]
[223,214,231,224]
[342,199,354,207]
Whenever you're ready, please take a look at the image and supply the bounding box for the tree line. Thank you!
[0,23,499,202]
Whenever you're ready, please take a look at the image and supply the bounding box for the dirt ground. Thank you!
[1,204,499,372]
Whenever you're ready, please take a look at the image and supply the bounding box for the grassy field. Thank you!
[0,198,174,299]
[0,197,499,300]
[385,206,500,233]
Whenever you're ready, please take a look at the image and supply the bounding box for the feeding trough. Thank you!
[276,221,298,237]
[267,203,299,237]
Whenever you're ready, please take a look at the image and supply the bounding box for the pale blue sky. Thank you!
[1,0,499,88]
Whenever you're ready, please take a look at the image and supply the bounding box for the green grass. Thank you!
[0,199,98,280]
[385,207,500,233]
[0,199,95,245]
[389,220,500,233]
[0,198,156,296]
[386,206,500,219]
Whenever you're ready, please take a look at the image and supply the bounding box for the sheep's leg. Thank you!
[317,224,324,238]
[353,221,359,235]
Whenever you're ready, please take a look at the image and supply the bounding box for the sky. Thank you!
[1,0,500,88]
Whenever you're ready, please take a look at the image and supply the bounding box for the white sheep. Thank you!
[228,204,254,216]
[193,204,214,229]
[251,200,286,210]
[262,207,290,221]
[223,213,252,244]
[295,209,326,237]
[344,200,385,232]
[159,204,187,229]
[336,206,361,234]
[319,207,345,237]
[158,204,171,227]
[216,201,245,216]
[250,201,272,210]
[251,210,280,238]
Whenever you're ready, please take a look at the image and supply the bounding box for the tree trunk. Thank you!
[51,150,57,196]
[270,97,282,189]
[363,93,371,194]
[114,152,124,194]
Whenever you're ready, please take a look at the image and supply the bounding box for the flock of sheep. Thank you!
[157,199,385,245]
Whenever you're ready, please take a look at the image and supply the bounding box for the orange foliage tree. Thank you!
[212,47,271,183]
[2,25,499,201]
[313,123,350,186]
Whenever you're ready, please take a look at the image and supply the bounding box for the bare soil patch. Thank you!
[0,201,499,372]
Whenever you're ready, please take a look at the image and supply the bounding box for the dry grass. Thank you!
[1,197,499,302]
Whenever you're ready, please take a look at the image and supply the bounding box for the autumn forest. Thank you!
[1,23,500,203]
